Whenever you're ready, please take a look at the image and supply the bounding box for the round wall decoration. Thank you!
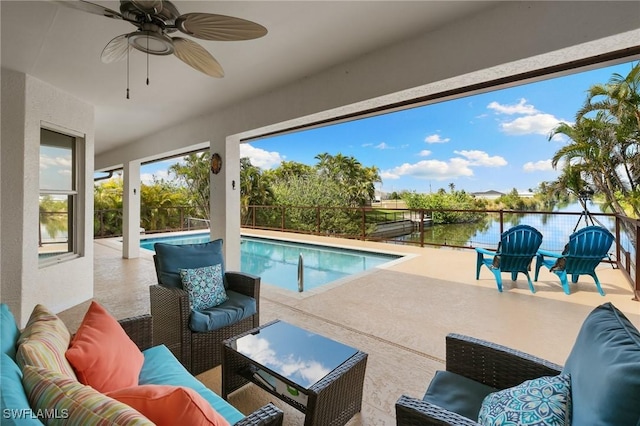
[210,153,222,174]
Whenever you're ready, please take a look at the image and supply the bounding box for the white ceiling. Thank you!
[1,1,500,155]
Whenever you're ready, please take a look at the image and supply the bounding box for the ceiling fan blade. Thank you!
[175,13,267,41]
[101,34,132,63]
[53,0,123,20]
[130,0,163,15]
[173,37,224,78]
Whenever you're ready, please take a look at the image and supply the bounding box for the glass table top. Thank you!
[230,321,359,389]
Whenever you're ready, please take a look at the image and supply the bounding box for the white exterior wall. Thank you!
[1,70,95,326]
[95,1,640,269]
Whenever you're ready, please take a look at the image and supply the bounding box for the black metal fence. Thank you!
[94,206,207,238]
[242,205,638,299]
[94,204,639,299]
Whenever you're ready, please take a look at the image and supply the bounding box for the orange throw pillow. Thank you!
[65,301,144,393]
[107,385,230,426]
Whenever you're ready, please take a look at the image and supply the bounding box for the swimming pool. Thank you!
[140,233,401,291]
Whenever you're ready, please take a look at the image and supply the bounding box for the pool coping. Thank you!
[99,229,418,298]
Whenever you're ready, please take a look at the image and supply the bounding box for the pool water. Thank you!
[140,233,400,291]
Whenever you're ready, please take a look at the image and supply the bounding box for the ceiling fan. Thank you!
[57,0,267,86]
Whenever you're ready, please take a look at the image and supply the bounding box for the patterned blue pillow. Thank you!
[478,374,571,426]
[179,264,228,311]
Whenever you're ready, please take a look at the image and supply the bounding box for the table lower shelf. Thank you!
[222,322,368,426]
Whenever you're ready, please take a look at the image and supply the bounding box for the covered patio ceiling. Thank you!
[1,0,503,155]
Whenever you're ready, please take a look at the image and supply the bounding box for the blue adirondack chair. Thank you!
[475,225,543,293]
[534,225,614,296]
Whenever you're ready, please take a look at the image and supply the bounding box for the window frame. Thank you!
[38,124,86,266]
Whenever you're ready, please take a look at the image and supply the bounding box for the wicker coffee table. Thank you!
[222,320,368,426]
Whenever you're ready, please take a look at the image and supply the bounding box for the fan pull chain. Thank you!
[126,43,130,99]
[146,36,150,85]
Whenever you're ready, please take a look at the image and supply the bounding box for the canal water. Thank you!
[401,201,615,251]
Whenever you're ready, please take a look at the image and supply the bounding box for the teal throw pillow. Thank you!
[179,264,228,311]
[478,374,571,426]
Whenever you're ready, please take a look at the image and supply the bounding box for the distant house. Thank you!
[517,191,535,198]
[472,190,505,200]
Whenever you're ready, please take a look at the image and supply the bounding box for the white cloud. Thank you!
[361,143,373,147]
[418,150,431,157]
[523,158,566,172]
[424,134,450,144]
[375,142,392,150]
[487,98,538,115]
[381,158,473,181]
[236,335,330,386]
[454,150,507,167]
[240,143,284,169]
[39,155,72,170]
[523,159,554,172]
[499,113,567,137]
[141,169,172,185]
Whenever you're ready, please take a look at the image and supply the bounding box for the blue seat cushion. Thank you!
[189,290,256,333]
[139,344,244,425]
[154,239,225,289]
[423,370,498,421]
[562,302,640,425]
[1,353,42,425]
[1,303,20,359]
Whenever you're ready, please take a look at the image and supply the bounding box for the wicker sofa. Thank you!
[395,302,640,426]
[150,239,261,376]
[1,303,282,426]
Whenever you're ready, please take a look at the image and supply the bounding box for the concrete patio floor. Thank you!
[59,230,639,425]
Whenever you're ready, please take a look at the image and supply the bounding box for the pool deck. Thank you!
[60,230,639,425]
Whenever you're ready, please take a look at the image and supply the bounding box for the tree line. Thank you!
[92,62,639,237]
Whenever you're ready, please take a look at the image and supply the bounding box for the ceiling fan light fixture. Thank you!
[128,31,174,55]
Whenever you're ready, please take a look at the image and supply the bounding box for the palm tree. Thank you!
[169,152,211,220]
[313,153,380,206]
[240,158,274,222]
[580,64,640,201]
[550,62,640,218]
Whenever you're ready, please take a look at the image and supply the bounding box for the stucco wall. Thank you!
[1,70,27,318]
[1,69,95,326]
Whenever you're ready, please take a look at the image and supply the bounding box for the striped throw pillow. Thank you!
[16,304,77,379]
[22,366,153,425]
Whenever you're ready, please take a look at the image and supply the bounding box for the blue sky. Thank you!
[141,60,637,195]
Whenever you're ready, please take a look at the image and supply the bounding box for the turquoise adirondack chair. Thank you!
[534,225,614,296]
[475,225,543,293]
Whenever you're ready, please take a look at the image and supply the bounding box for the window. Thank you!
[39,127,84,264]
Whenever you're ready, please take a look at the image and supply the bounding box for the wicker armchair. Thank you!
[150,240,261,375]
[395,334,562,426]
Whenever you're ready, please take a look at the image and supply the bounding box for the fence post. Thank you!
[615,216,621,269]
[361,208,366,240]
[316,206,320,235]
[635,221,640,301]
[420,210,425,248]
[499,210,504,235]
[99,211,104,238]
[281,206,285,231]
